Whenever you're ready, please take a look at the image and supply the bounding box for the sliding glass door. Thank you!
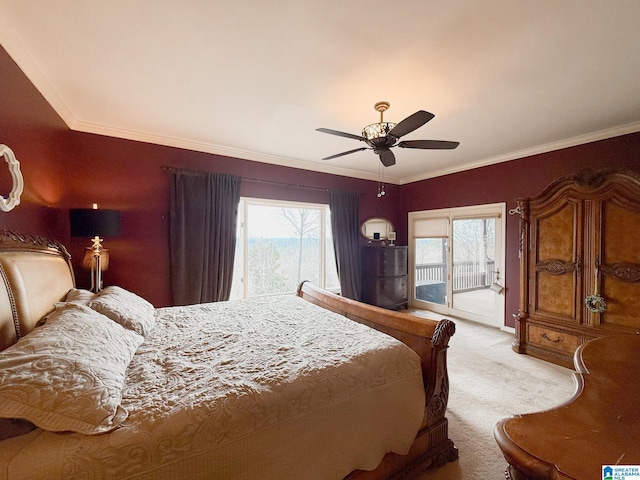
[409,204,505,327]
[451,217,498,319]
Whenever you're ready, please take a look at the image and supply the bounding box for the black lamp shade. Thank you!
[69,209,121,238]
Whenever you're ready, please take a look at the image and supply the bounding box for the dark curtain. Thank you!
[170,171,241,305]
[329,189,362,301]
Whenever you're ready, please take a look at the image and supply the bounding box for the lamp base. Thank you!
[82,237,109,293]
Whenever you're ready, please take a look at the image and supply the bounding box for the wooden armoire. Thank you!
[513,169,640,367]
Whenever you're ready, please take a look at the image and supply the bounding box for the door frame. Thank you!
[408,203,506,327]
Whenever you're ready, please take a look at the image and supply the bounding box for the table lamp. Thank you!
[69,204,120,292]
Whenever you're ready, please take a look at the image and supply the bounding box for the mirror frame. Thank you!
[361,217,394,241]
[0,144,24,213]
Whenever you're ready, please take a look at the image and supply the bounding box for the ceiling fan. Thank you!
[316,101,459,167]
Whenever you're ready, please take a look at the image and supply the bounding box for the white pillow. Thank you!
[90,286,156,336]
[0,303,143,435]
[64,288,95,305]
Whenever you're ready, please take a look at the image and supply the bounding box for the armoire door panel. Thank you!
[534,202,580,262]
[602,200,640,263]
[598,196,640,328]
[530,200,581,322]
[600,277,640,328]
[533,271,578,320]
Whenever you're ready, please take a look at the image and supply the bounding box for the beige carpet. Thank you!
[407,312,576,480]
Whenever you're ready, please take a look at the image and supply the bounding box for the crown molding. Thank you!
[72,120,401,184]
[399,121,640,185]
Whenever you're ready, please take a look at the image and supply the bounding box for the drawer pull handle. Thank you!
[541,333,563,343]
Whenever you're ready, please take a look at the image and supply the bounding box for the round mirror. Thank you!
[361,217,394,240]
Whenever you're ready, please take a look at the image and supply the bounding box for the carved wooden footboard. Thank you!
[297,281,458,478]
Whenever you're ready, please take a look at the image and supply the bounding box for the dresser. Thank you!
[513,169,640,367]
[361,245,408,310]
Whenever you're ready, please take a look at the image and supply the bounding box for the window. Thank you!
[409,203,505,327]
[229,198,339,299]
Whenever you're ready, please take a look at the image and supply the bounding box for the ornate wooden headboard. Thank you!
[0,231,75,351]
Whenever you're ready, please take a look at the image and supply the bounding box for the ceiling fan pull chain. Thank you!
[377,162,386,197]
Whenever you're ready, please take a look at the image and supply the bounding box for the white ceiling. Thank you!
[1,1,639,184]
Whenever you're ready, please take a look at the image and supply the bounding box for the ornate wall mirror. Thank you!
[361,217,394,240]
[0,144,24,212]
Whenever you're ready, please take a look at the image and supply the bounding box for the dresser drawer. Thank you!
[527,324,582,355]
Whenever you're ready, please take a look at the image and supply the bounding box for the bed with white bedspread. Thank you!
[0,231,457,479]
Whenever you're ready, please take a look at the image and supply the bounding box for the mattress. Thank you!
[0,295,425,480]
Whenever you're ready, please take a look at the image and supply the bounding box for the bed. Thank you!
[0,231,457,479]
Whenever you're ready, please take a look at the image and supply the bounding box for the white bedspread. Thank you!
[1,295,425,480]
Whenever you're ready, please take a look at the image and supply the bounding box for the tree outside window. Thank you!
[230,199,339,299]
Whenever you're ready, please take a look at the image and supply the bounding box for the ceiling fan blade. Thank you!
[379,149,396,167]
[316,128,366,142]
[322,147,369,160]
[397,140,460,150]
[388,111,435,138]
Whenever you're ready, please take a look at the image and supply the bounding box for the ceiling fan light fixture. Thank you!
[362,122,397,141]
[316,100,458,167]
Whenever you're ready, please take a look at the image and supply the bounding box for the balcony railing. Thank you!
[416,260,496,292]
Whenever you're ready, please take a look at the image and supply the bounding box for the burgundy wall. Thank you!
[0,46,71,238]
[399,132,640,326]
[59,133,398,306]
[1,44,638,324]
